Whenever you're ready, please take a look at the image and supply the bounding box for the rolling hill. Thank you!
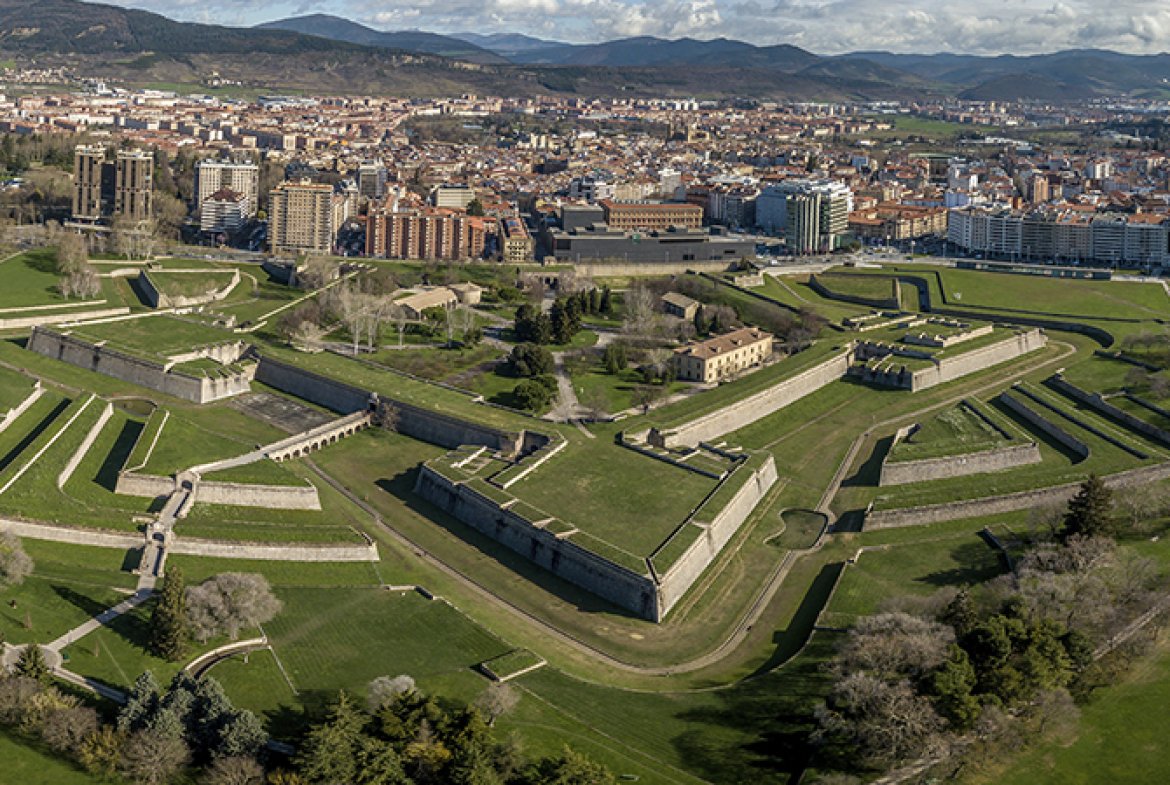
[256,15,508,64]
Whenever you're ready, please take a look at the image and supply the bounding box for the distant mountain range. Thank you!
[2,0,1170,102]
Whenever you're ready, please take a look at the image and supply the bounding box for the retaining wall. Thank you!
[998,391,1090,460]
[865,461,1170,529]
[57,402,114,490]
[574,260,733,278]
[1047,375,1170,447]
[139,269,241,309]
[255,356,524,454]
[115,471,175,499]
[0,518,142,549]
[911,329,1047,390]
[0,307,130,331]
[193,481,321,510]
[0,383,43,434]
[27,328,254,404]
[654,454,778,612]
[415,464,661,619]
[168,538,378,562]
[650,348,854,448]
[879,443,1042,486]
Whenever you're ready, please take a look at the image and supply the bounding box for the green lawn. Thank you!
[887,401,1013,462]
[514,436,719,558]
[813,272,899,303]
[0,365,35,413]
[145,270,237,299]
[0,732,99,785]
[0,249,121,310]
[70,315,239,360]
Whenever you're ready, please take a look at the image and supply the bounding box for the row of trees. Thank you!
[814,476,1166,779]
[149,568,283,662]
[513,287,611,347]
[290,679,616,785]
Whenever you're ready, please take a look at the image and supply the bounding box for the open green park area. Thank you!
[7,255,1170,783]
[0,248,129,312]
[70,314,239,360]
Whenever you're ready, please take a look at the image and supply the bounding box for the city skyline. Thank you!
[95,0,1170,56]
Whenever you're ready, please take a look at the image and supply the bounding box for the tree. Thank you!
[295,693,366,785]
[622,284,657,336]
[632,384,664,414]
[510,343,555,377]
[513,379,554,412]
[466,198,485,217]
[15,644,50,684]
[55,232,88,274]
[185,573,282,643]
[0,531,33,588]
[201,756,264,785]
[836,613,954,680]
[927,645,980,730]
[40,705,100,755]
[473,683,519,727]
[514,303,552,345]
[118,728,191,785]
[602,342,628,375]
[79,725,126,778]
[367,675,416,714]
[1062,475,1115,540]
[119,671,162,734]
[150,566,188,661]
[815,672,944,769]
[598,286,613,315]
[527,747,616,785]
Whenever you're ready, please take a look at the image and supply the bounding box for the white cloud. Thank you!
[97,0,1170,55]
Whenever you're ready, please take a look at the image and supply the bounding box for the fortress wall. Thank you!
[169,538,378,562]
[655,454,778,615]
[865,461,1170,529]
[997,391,1091,460]
[0,518,142,549]
[909,329,1047,391]
[653,348,853,448]
[0,382,43,435]
[879,443,1042,486]
[137,270,163,308]
[0,307,130,331]
[266,411,372,462]
[115,471,174,499]
[58,402,114,490]
[255,356,523,454]
[415,465,660,620]
[1047,375,1170,446]
[193,481,321,510]
[27,328,252,404]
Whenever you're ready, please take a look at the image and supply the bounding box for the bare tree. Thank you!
[366,674,416,713]
[40,705,100,755]
[118,729,190,785]
[185,573,282,643]
[201,755,265,785]
[622,284,658,337]
[835,613,955,680]
[0,531,33,589]
[474,682,520,726]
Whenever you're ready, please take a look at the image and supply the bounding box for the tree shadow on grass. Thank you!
[672,634,838,784]
[374,468,641,620]
[918,539,1005,589]
[51,584,114,619]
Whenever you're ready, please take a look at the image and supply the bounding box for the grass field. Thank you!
[0,249,124,310]
[71,315,238,360]
[813,272,899,303]
[0,365,35,413]
[145,270,237,299]
[0,732,97,785]
[887,401,1013,462]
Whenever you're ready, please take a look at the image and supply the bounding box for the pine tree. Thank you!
[15,644,50,683]
[149,566,187,661]
[599,286,612,315]
[1062,474,1115,540]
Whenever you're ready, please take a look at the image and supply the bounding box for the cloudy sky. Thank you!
[101,0,1170,55]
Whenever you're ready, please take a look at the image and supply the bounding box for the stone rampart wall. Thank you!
[1047,375,1170,446]
[255,356,523,454]
[0,307,130,331]
[655,455,778,613]
[58,402,114,490]
[266,412,372,462]
[193,481,321,510]
[27,328,252,404]
[140,269,242,310]
[574,260,732,278]
[168,538,378,562]
[909,329,1047,391]
[652,348,853,448]
[865,461,1170,529]
[0,518,142,549]
[115,471,175,499]
[879,443,1042,486]
[415,465,661,620]
[997,391,1090,460]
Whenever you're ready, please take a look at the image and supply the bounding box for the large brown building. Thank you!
[673,327,773,384]
[366,207,486,261]
[848,202,948,242]
[599,199,703,231]
[269,180,334,256]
